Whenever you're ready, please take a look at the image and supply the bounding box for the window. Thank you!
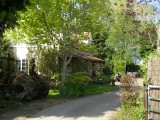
[16,59,29,73]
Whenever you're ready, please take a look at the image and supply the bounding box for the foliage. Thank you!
[126,63,140,72]
[48,85,117,99]
[0,0,30,38]
[47,89,60,99]
[92,32,115,75]
[0,48,16,85]
[0,0,30,94]
[137,22,157,59]
[113,60,126,74]
[113,102,145,120]
[105,1,158,74]
[101,74,114,85]
[50,74,61,89]
[59,72,92,97]
[107,1,139,66]
[113,74,146,120]
[92,32,114,59]
[120,74,139,105]
[7,0,111,82]
[84,85,117,95]
[28,45,59,77]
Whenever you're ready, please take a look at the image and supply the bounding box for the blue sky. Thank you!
[150,0,160,24]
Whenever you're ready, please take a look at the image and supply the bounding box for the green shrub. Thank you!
[101,74,114,85]
[113,102,145,120]
[113,74,146,120]
[120,74,139,105]
[126,63,140,72]
[59,72,92,97]
[113,60,126,74]
[50,74,61,89]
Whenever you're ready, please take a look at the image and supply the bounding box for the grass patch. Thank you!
[47,89,60,99]
[112,103,145,120]
[47,85,118,98]
[84,85,118,96]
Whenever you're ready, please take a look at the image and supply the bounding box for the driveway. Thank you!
[26,91,120,120]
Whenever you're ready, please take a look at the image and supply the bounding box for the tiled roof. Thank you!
[76,51,104,62]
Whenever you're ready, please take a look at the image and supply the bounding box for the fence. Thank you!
[147,56,160,120]
[147,85,160,120]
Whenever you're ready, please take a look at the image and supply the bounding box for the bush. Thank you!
[50,74,61,89]
[113,60,126,74]
[113,103,145,120]
[101,74,114,85]
[59,72,92,97]
[126,63,140,72]
[120,74,139,105]
[113,74,145,120]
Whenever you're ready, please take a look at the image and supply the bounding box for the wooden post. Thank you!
[144,85,148,120]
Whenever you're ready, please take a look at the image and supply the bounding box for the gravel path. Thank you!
[26,91,120,120]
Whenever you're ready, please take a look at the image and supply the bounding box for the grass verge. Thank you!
[84,85,118,95]
[47,85,118,98]
[112,103,145,120]
[47,89,60,99]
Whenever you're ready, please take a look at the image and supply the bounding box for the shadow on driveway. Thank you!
[26,91,120,120]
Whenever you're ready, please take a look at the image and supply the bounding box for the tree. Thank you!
[106,0,140,73]
[0,0,30,57]
[0,0,30,37]
[92,32,115,75]
[0,0,30,85]
[137,22,157,58]
[104,0,159,74]
[8,0,110,82]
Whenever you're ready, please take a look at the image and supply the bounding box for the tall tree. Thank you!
[8,0,110,81]
[105,0,159,74]
[92,32,115,74]
[137,22,157,58]
[106,0,139,73]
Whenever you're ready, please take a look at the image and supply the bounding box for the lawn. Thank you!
[84,85,118,95]
[47,85,118,98]
[47,89,60,99]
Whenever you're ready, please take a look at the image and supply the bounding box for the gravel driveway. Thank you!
[26,91,120,120]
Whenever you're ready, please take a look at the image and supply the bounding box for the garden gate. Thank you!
[147,56,160,120]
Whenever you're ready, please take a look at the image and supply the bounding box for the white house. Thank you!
[11,43,30,73]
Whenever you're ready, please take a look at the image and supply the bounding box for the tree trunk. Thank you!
[61,53,73,82]
[61,62,67,82]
